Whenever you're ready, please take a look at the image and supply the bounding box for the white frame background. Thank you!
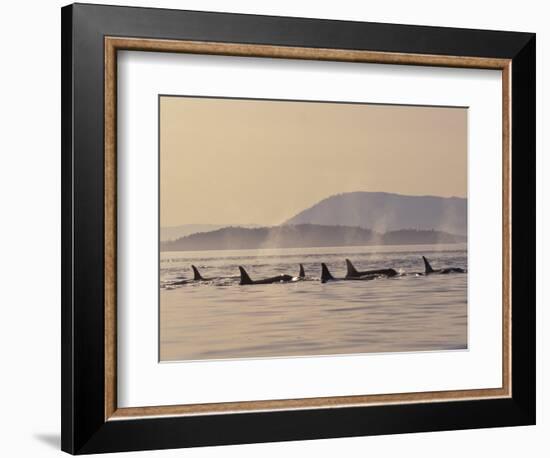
[117,51,502,408]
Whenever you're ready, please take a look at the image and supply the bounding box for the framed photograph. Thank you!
[61,3,536,454]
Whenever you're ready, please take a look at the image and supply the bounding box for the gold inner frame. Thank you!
[104,37,512,421]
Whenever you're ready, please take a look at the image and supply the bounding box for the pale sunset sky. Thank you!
[160,96,467,227]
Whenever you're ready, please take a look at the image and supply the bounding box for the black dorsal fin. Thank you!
[321,263,334,283]
[191,265,203,281]
[422,256,434,274]
[345,259,359,276]
[238,266,253,285]
[299,264,305,278]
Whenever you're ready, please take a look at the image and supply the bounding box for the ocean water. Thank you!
[160,244,467,361]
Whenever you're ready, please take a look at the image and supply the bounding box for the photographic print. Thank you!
[159,95,468,362]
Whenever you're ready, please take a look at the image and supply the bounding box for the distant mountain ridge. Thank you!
[284,192,467,236]
[161,224,259,242]
[161,224,466,252]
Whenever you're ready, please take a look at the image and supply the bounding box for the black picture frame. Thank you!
[61,3,535,454]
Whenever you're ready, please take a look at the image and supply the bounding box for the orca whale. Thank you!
[321,263,376,283]
[345,259,398,279]
[298,263,306,279]
[239,266,294,285]
[321,263,336,283]
[167,265,212,285]
[192,265,212,281]
[422,256,465,275]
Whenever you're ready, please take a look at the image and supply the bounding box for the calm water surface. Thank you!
[160,244,467,361]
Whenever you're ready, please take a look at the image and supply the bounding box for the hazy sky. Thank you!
[160,96,467,227]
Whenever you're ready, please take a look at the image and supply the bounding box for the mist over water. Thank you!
[160,244,467,361]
